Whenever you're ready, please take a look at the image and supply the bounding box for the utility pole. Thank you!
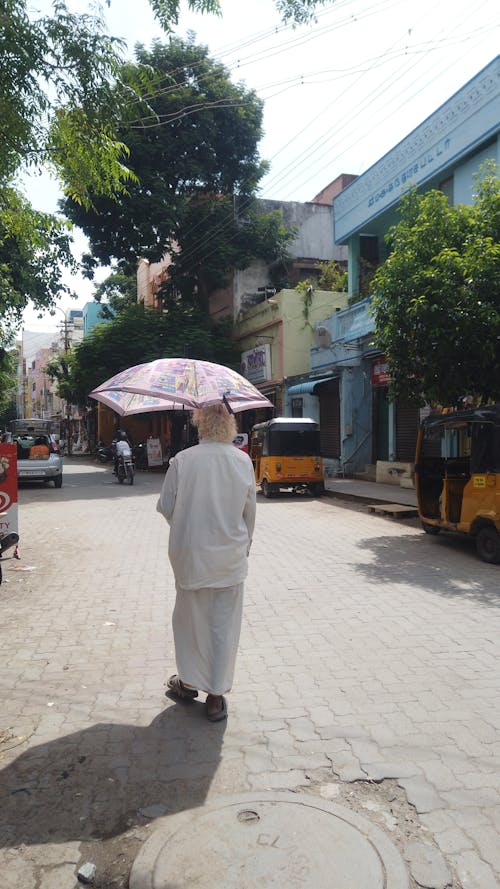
[54,307,72,455]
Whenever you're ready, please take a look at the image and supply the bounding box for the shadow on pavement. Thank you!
[18,468,166,504]
[0,701,224,848]
[355,531,500,607]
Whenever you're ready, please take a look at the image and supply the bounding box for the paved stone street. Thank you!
[0,459,499,888]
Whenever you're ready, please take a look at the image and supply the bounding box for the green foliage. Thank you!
[150,0,327,28]
[275,0,328,24]
[372,163,500,405]
[0,0,324,338]
[46,303,239,406]
[0,344,17,416]
[165,199,295,305]
[318,261,348,292]
[93,273,137,315]
[0,187,75,329]
[0,0,134,204]
[63,37,269,272]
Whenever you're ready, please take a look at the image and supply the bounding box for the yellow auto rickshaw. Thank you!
[250,417,324,497]
[415,404,500,563]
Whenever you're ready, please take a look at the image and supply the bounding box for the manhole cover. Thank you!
[130,792,409,889]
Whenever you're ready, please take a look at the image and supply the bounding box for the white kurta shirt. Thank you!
[156,440,256,591]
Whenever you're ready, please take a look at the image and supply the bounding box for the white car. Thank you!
[9,423,63,488]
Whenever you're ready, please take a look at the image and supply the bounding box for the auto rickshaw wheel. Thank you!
[422,522,440,535]
[310,483,324,496]
[261,479,272,498]
[475,526,500,564]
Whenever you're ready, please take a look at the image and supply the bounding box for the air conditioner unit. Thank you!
[313,326,332,348]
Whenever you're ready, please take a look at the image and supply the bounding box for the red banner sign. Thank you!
[0,443,19,537]
[371,358,391,386]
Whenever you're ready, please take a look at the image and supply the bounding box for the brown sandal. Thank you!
[167,674,198,700]
[206,695,228,722]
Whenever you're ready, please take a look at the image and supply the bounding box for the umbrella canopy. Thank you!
[89,358,273,415]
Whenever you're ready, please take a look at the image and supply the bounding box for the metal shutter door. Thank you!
[395,400,420,462]
[318,380,340,457]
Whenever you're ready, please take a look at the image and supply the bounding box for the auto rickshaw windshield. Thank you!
[265,428,321,457]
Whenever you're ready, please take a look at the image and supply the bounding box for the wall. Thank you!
[236,289,348,384]
[137,256,171,309]
[83,302,112,337]
[311,173,358,205]
[258,199,345,263]
[334,56,500,246]
[453,141,499,204]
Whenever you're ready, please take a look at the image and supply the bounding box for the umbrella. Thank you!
[89,358,273,415]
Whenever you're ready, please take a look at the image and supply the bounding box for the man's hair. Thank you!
[192,404,237,443]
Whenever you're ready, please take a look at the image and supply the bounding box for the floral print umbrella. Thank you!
[90,358,273,415]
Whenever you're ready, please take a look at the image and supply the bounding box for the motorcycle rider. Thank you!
[113,429,132,475]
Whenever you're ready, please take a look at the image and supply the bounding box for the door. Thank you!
[374,387,389,461]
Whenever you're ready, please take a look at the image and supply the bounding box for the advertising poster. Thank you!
[0,443,19,537]
[146,438,163,467]
[232,433,249,454]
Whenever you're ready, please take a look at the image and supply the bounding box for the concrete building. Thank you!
[210,193,349,321]
[291,56,500,481]
[236,287,348,422]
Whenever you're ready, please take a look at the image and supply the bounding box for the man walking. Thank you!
[157,403,256,722]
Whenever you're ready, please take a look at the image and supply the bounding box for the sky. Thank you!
[22,0,500,331]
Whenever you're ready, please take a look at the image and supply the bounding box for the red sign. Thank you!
[371,358,391,386]
[0,443,18,537]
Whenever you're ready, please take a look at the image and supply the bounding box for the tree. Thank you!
[46,302,240,407]
[372,163,500,406]
[0,188,75,328]
[63,37,295,304]
[93,273,137,315]
[0,344,17,418]
[318,260,348,292]
[63,38,267,268]
[2,0,327,203]
[1,0,326,345]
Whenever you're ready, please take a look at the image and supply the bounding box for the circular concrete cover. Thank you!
[130,792,409,889]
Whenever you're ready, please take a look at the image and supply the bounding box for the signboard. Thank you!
[334,57,500,242]
[232,433,249,454]
[371,358,391,386]
[146,437,163,467]
[0,443,19,538]
[241,344,271,384]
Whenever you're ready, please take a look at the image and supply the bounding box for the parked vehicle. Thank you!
[250,417,324,497]
[132,442,148,470]
[95,442,114,463]
[415,404,500,563]
[7,420,63,488]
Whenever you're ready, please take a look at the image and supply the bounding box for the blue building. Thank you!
[82,301,113,337]
[288,56,500,482]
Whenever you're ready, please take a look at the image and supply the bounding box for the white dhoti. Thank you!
[172,583,244,696]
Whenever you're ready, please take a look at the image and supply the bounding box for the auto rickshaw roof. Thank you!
[422,404,500,431]
[252,417,319,431]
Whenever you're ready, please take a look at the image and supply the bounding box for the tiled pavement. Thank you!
[0,459,499,888]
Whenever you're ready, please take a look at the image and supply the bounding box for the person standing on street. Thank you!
[156,403,256,722]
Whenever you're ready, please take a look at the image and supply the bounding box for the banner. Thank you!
[146,437,163,467]
[0,443,18,538]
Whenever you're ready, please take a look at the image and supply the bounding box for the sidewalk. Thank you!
[324,476,417,507]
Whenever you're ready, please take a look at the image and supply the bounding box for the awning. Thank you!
[287,376,337,396]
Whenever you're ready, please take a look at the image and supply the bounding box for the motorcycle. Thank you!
[96,442,114,463]
[132,442,148,470]
[116,453,134,485]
